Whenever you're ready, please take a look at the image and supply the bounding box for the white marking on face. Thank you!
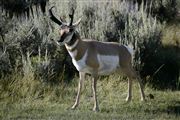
[97,54,120,75]
[59,27,69,36]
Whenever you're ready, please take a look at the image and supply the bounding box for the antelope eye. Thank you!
[69,28,74,32]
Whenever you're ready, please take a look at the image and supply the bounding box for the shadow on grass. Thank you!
[141,44,180,90]
[151,100,180,116]
[167,105,180,115]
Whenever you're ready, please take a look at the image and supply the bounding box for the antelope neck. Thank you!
[65,32,80,52]
[66,32,77,46]
[65,32,87,61]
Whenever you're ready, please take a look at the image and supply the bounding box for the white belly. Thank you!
[97,54,120,75]
[70,49,120,75]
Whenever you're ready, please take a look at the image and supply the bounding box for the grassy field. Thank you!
[0,0,180,120]
[0,75,180,120]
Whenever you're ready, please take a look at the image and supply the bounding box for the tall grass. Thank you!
[51,0,162,67]
[0,0,179,104]
[50,0,167,87]
[0,51,73,103]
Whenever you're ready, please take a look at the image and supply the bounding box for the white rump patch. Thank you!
[124,45,133,56]
[97,54,120,75]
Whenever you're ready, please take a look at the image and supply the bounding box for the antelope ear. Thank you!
[73,17,82,26]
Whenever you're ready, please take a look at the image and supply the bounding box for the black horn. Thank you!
[69,8,74,26]
[49,6,62,26]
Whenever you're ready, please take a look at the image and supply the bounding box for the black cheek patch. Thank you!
[69,28,74,32]
[58,33,66,43]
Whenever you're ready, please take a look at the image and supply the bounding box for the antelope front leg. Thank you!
[92,75,99,112]
[72,72,85,109]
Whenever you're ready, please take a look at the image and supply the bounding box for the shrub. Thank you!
[133,0,178,22]
[0,0,179,90]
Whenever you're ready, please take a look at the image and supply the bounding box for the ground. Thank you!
[0,2,180,120]
[0,76,180,120]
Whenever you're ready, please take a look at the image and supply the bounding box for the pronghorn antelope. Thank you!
[49,7,145,112]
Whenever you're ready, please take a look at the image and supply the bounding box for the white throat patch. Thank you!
[67,49,78,58]
[65,39,79,51]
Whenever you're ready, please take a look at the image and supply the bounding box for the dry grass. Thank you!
[0,75,180,120]
[162,24,180,46]
[0,0,180,119]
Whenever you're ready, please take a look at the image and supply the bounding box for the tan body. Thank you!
[66,39,132,75]
[49,7,146,112]
[65,34,145,111]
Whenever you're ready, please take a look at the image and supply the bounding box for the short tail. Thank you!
[123,44,134,64]
[124,44,134,56]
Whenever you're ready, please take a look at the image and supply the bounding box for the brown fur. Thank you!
[59,22,145,112]
[65,34,146,112]
[49,8,145,111]
[66,36,132,70]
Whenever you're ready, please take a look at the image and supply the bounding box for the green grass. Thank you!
[0,0,179,119]
[162,24,180,46]
[0,75,180,120]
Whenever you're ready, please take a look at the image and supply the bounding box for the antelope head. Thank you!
[49,6,81,46]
